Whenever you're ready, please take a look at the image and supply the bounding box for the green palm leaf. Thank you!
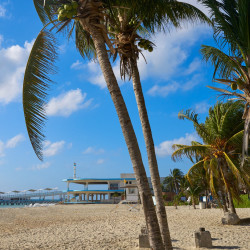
[23,30,58,160]
[172,144,210,162]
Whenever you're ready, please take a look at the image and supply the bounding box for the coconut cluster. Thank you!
[57,1,78,21]
[138,39,153,52]
[230,78,245,91]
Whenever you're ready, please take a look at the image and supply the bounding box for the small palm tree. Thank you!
[198,0,250,165]
[172,101,250,215]
[185,184,202,209]
[163,168,184,194]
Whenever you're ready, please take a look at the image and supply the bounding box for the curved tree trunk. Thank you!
[131,60,172,249]
[80,22,164,249]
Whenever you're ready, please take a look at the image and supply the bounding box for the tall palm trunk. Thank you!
[79,22,164,249]
[131,60,172,249]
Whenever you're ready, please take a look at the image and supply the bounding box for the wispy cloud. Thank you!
[0,5,6,17]
[83,146,105,155]
[43,140,65,157]
[194,101,211,114]
[0,134,25,157]
[155,133,199,157]
[32,162,51,170]
[46,89,93,117]
[0,141,4,157]
[6,134,25,148]
[96,159,105,165]
[148,74,202,97]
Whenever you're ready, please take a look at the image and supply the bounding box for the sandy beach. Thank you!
[0,204,249,249]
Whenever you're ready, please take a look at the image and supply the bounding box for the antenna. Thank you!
[74,162,76,179]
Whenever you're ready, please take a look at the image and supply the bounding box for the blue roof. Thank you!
[62,178,136,182]
[67,189,124,192]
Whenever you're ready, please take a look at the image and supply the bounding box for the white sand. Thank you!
[0,205,249,249]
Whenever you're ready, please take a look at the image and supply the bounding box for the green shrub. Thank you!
[233,194,250,208]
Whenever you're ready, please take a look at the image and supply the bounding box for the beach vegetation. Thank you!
[172,101,250,218]
[234,194,250,208]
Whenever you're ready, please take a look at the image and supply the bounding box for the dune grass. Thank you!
[234,194,250,208]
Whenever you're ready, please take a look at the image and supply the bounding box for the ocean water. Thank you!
[0,204,26,209]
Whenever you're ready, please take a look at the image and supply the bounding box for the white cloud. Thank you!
[72,60,123,89]
[181,0,210,16]
[194,101,210,114]
[6,134,25,148]
[97,159,105,165]
[0,5,6,17]
[0,134,25,157]
[184,58,201,75]
[155,133,199,157]
[71,60,85,70]
[43,140,65,157]
[83,146,105,155]
[0,38,34,104]
[148,74,202,97]
[46,89,93,117]
[137,24,210,82]
[32,162,51,170]
[147,82,180,97]
[0,141,5,157]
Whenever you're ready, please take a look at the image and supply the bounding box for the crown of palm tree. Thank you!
[24,0,210,160]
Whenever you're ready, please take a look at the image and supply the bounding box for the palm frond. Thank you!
[33,0,60,25]
[23,30,58,161]
[172,144,210,162]
[75,20,96,60]
[201,45,247,80]
[186,159,205,184]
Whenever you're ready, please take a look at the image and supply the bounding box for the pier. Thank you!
[0,188,66,206]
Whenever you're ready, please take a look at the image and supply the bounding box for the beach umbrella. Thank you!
[28,189,37,192]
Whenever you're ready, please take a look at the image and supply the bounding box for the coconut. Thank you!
[236,78,244,90]
[58,15,66,21]
[231,82,238,91]
[148,46,153,52]
[64,4,72,11]
[59,10,67,17]
[138,42,143,48]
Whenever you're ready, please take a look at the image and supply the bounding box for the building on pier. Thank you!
[63,173,138,204]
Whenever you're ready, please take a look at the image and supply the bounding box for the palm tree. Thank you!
[185,182,202,209]
[23,1,164,248]
[105,3,209,248]
[198,0,250,165]
[163,168,184,194]
[172,101,250,216]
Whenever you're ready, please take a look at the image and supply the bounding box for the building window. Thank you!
[110,183,119,190]
[128,188,135,194]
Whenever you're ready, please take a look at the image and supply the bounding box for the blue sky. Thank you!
[0,0,219,192]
